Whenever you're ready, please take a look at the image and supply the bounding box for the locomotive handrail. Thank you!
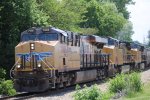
[45,57,55,69]
[10,58,21,79]
[39,57,55,71]
[39,56,56,88]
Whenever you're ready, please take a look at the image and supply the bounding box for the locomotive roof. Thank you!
[108,37,119,42]
[131,42,144,50]
[82,35,108,44]
[107,37,120,46]
[91,35,108,44]
[21,27,68,37]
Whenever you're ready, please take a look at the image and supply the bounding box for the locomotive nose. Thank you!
[15,41,55,71]
[13,41,56,92]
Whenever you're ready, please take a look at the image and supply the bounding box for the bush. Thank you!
[109,74,126,93]
[129,72,142,92]
[73,84,113,100]
[125,72,143,96]
[0,80,16,96]
[74,84,102,100]
[109,72,143,96]
[0,68,17,96]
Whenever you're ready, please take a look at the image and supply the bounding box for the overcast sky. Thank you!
[127,0,150,43]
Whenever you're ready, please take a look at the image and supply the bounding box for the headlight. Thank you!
[17,64,21,68]
[37,63,41,68]
[30,43,35,50]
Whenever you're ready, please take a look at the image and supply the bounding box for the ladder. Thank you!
[49,69,56,89]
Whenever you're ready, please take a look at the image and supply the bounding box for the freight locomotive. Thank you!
[10,27,150,92]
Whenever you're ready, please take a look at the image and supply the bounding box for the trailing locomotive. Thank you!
[102,37,147,74]
[10,27,150,92]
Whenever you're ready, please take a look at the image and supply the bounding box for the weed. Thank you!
[109,74,126,93]
[0,80,16,96]
[109,72,143,97]
[74,84,113,100]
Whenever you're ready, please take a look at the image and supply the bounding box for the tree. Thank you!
[81,0,126,37]
[83,0,134,19]
[39,0,86,31]
[117,21,134,42]
[0,0,48,78]
[110,0,135,19]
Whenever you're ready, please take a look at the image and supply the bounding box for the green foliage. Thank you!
[0,68,16,96]
[102,91,114,100]
[109,72,143,96]
[109,74,126,93]
[0,0,49,76]
[39,0,86,31]
[79,28,99,35]
[81,1,126,37]
[74,84,102,100]
[124,82,150,100]
[28,0,49,26]
[110,0,135,19]
[117,21,134,42]
[67,73,142,100]
[0,80,16,96]
[74,84,113,100]
[125,72,142,96]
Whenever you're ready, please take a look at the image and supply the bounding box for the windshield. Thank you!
[21,33,58,41]
[131,43,141,49]
[108,38,117,45]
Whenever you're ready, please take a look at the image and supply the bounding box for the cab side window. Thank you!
[66,32,80,47]
[60,34,66,44]
[71,33,74,46]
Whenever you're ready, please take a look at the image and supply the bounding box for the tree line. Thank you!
[0,0,134,78]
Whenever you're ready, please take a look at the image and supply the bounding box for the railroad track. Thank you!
[0,92,38,100]
[0,86,76,100]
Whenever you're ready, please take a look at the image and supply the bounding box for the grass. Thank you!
[124,82,150,100]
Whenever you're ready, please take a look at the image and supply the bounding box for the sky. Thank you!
[127,0,150,43]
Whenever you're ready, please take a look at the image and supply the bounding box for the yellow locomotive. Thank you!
[102,37,147,74]
[10,27,109,92]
